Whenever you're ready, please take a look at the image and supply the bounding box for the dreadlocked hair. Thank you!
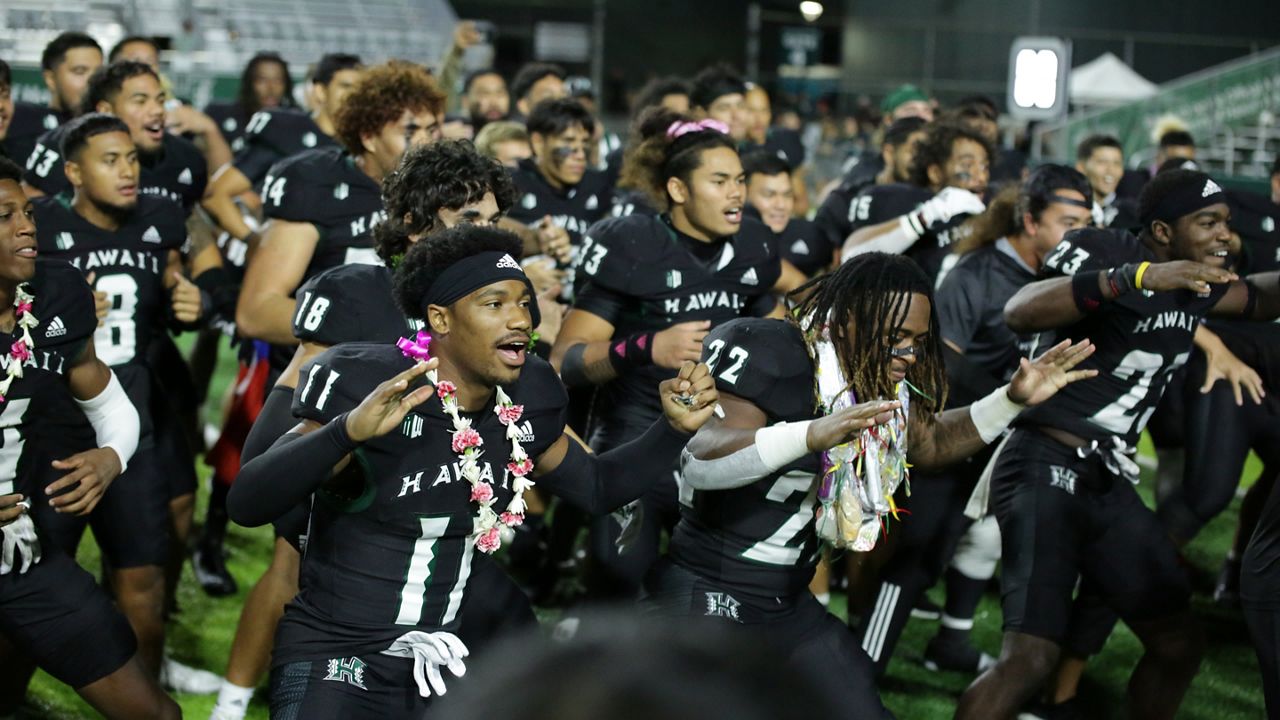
[787,252,947,419]
[618,105,737,212]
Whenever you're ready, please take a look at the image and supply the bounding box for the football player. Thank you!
[645,251,1094,719]
[228,224,718,718]
[842,121,992,282]
[550,108,791,601]
[740,85,808,215]
[1075,135,1139,229]
[956,169,1280,720]
[204,53,294,153]
[742,150,831,277]
[0,34,102,164]
[0,155,178,719]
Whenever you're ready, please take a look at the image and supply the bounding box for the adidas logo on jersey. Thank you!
[790,239,810,255]
[1049,465,1077,495]
[142,226,162,244]
[1202,179,1223,197]
[56,232,74,250]
[512,420,535,444]
[303,132,318,148]
[585,194,599,211]
[521,193,537,210]
[704,591,742,621]
[496,254,521,270]
[45,316,67,338]
[334,183,350,200]
[177,168,193,185]
[740,267,759,286]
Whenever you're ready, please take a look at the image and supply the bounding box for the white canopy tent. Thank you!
[1070,52,1158,107]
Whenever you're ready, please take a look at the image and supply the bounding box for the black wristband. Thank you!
[1071,271,1106,312]
[1105,263,1138,298]
[607,331,656,371]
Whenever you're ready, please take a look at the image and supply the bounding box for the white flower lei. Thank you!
[0,284,38,403]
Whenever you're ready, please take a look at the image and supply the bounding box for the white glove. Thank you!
[1,513,41,575]
[382,631,469,698]
[917,187,986,230]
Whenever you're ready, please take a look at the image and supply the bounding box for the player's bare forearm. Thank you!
[685,393,767,460]
[66,338,113,401]
[907,407,987,470]
[201,166,256,241]
[235,292,298,345]
[557,341,619,387]
[1005,275,1093,332]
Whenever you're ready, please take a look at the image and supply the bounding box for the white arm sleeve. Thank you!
[73,371,140,472]
[841,215,922,263]
[681,421,813,491]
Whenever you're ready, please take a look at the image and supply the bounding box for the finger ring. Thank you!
[675,394,697,407]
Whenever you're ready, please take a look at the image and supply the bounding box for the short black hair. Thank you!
[510,62,565,103]
[907,121,993,188]
[0,156,23,184]
[741,149,790,179]
[956,94,999,119]
[313,53,362,86]
[1075,134,1122,162]
[0,59,10,89]
[690,63,747,109]
[393,225,524,320]
[883,116,928,148]
[463,68,504,94]
[60,113,131,161]
[1157,157,1199,175]
[631,76,691,119]
[108,35,159,63]
[42,32,103,71]
[374,139,518,264]
[525,97,595,137]
[1159,130,1195,149]
[82,61,160,115]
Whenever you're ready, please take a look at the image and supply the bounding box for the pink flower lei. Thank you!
[0,284,37,404]
[398,332,532,554]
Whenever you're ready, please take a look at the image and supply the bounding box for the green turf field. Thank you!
[17,340,1269,718]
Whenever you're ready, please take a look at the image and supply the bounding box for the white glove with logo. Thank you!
[383,631,469,697]
[1,512,41,575]
[918,187,986,229]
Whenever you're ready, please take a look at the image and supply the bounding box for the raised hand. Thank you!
[1007,338,1098,406]
[659,361,719,434]
[537,217,573,266]
[652,320,711,369]
[1139,260,1237,295]
[344,359,439,443]
[170,271,203,323]
[805,400,901,452]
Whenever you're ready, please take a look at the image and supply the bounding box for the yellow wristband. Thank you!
[1134,261,1151,290]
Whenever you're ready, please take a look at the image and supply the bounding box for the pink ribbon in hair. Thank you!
[666,118,730,139]
[397,330,432,362]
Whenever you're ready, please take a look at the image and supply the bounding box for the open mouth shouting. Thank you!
[496,333,530,367]
[723,205,743,226]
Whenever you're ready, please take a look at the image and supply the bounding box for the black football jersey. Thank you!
[1229,190,1280,274]
[669,317,824,597]
[740,128,806,170]
[25,127,207,212]
[743,206,831,276]
[233,108,337,189]
[847,183,972,282]
[261,146,386,280]
[275,344,567,661]
[204,101,250,153]
[34,195,186,437]
[812,172,877,257]
[1,102,64,167]
[1018,228,1229,447]
[291,264,422,346]
[0,260,98,500]
[1100,195,1140,231]
[609,188,659,219]
[572,214,782,435]
[935,241,1037,406]
[506,159,613,248]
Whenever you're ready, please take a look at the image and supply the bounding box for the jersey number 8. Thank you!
[94,274,140,366]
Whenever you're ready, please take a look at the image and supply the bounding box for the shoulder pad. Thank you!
[22,126,70,195]
[32,260,96,349]
[133,198,188,250]
[575,215,654,291]
[261,147,342,222]
[292,264,399,345]
[510,355,569,417]
[702,318,814,421]
[292,342,411,424]
[1042,227,1145,277]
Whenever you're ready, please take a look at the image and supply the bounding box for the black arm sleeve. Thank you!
[228,414,357,527]
[241,384,298,467]
[537,418,691,514]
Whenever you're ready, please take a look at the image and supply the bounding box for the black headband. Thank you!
[1048,193,1093,210]
[1142,175,1227,227]
[424,252,541,327]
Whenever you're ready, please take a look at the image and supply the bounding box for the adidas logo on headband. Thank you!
[496,254,521,270]
[1202,179,1223,197]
